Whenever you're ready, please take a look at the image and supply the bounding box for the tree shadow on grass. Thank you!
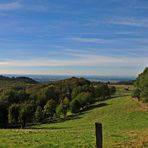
[7,102,109,130]
[112,94,131,98]
[28,102,109,129]
[84,102,108,111]
[27,126,72,130]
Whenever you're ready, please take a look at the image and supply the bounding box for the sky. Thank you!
[0,0,148,76]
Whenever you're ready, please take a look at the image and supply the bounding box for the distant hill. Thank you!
[27,77,91,92]
[111,80,135,85]
[55,77,90,84]
[52,76,91,86]
[0,75,38,84]
[15,77,38,84]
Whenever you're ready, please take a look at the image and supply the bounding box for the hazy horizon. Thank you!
[1,74,136,83]
[1,73,138,78]
[0,0,147,76]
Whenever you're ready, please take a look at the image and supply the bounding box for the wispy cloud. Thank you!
[24,3,48,12]
[0,56,118,67]
[0,2,22,11]
[0,1,49,12]
[69,37,112,44]
[108,18,148,28]
[0,54,147,68]
[134,6,148,9]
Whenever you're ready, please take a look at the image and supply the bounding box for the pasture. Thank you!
[0,95,147,148]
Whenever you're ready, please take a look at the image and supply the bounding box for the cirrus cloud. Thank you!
[0,2,23,11]
[0,54,147,67]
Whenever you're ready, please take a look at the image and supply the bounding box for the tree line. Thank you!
[0,77,116,128]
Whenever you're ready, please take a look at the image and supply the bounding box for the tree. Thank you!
[19,103,34,128]
[43,99,56,118]
[71,87,82,99]
[1,89,29,105]
[95,84,110,100]
[17,90,30,101]
[44,86,59,101]
[132,89,140,99]
[0,101,8,128]
[36,86,59,107]
[74,92,93,109]
[8,103,20,124]
[35,106,43,122]
[134,67,148,102]
[56,97,69,119]
[36,90,47,107]
[56,104,63,117]
[61,97,70,118]
[141,87,148,102]
[70,99,81,113]
[109,86,116,96]
[1,90,18,104]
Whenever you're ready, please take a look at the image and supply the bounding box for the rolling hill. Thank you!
[0,95,147,148]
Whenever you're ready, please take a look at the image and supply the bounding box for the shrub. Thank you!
[132,89,140,99]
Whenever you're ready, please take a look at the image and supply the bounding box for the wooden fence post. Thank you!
[95,122,103,148]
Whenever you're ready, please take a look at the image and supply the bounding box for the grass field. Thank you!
[110,84,134,97]
[0,94,147,148]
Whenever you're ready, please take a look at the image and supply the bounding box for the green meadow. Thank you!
[0,94,147,148]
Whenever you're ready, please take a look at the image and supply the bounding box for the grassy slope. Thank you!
[0,96,147,148]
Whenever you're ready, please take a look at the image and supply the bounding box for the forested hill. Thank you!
[0,75,38,84]
[0,76,116,128]
[48,76,91,86]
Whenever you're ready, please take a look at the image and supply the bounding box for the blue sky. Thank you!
[0,0,148,76]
